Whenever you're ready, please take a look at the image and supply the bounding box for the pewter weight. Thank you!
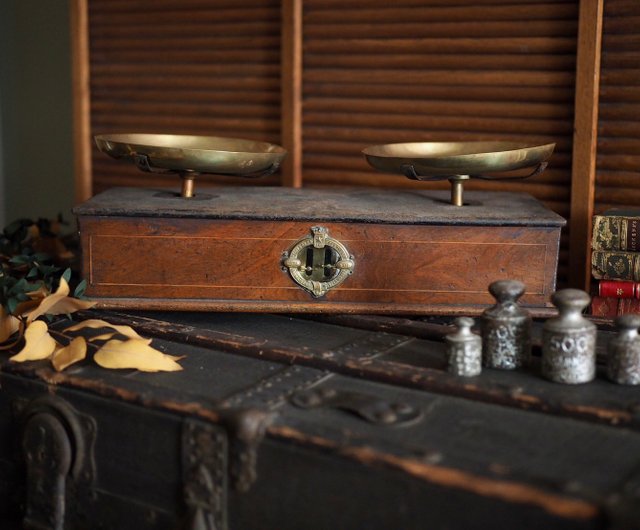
[607,314,640,385]
[446,317,482,377]
[542,289,596,384]
[481,280,531,370]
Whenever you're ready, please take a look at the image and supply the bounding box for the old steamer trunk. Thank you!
[73,187,564,314]
[1,311,640,529]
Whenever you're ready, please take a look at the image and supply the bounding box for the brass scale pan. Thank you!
[96,134,554,205]
[363,141,555,206]
[95,133,288,198]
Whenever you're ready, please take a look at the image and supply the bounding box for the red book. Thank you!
[590,296,618,317]
[618,298,640,315]
[590,296,640,317]
[598,280,640,299]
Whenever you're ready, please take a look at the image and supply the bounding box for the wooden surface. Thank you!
[79,218,560,311]
[75,188,562,314]
[73,186,566,226]
[83,0,283,195]
[2,311,640,528]
[569,0,603,291]
[70,0,92,203]
[69,1,640,290]
[280,0,303,187]
[595,0,640,212]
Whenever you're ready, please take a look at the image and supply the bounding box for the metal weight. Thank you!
[481,280,531,370]
[445,317,482,377]
[607,314,640,385]
[542,289,596,384]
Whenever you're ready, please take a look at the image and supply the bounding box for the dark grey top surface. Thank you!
[73,186,566,227]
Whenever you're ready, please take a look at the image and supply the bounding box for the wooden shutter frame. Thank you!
[71,0,609,290]
[569,0,604,291]
[71,0,92,203]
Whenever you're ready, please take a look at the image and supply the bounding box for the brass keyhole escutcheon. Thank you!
[282,226,354,298]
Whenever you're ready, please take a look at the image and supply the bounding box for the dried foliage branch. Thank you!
[0,218,184,373]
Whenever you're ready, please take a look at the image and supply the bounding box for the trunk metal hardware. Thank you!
[282,226,355,298]
[290,387,422,426]
[18,395,96,530]
[182,419,228,530]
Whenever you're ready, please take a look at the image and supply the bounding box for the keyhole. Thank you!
[324,248,337,278]
[304,247,313,277]
[302,246,339,281]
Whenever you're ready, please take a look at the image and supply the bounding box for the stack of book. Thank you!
[590,209,640,317]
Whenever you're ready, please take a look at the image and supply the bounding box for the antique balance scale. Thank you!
[74,134,564,315]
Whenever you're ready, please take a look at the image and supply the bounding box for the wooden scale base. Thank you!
[73,186,565,315]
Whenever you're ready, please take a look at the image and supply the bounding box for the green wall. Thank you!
[0,0,74,229]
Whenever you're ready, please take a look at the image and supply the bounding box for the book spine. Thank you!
[590,296,640,317]
[591,251,640,281]
[618,298,640,315]
[592,215,640,251]
[598,279,640,299]
[590,296,618,317]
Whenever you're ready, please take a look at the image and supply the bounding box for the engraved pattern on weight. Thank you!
[608,340,640,385]
[484,323,527,369]
[542,331,596,383]
[448,343,482,377]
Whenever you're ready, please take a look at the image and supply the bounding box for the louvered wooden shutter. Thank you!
[301,0,578,219]
[87,0,282,194]
[77,0,627,290]
[301,0,579,283]
[595,0,640,212]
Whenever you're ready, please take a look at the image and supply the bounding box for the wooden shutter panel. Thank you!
[301,0,579,283]
[77,0,602,288]
[87,0,282,194]
[595,0,640,212]
[301,0,578,220]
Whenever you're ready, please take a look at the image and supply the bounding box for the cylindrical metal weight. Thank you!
[542,289,596,384]
[607,314,640,385]
[446,317,482,377]
[481,280,531,370]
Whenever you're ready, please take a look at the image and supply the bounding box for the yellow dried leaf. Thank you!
[10,321,57,362]
[14,285,49,316]
[94,339,183,372]
[52,336,87,372]
[65,319,146,340]
[88,333,117,342]
[15,298,43,316]
[27,285,49,300]
[0,307,21,343]
[26,278,95,324]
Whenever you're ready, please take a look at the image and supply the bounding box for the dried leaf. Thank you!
[94,339,183,372]
[27,285,48,300]
[0,307,21,343]
[64,319,146,340]
[10,320,57,362]
[52,336,87,372]
[88,333,117,342]
[26,278,95,323]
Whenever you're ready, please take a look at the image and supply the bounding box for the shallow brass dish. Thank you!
[95,133,287,197]
[362,141,555,205]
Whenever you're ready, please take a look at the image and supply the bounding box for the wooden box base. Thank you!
[73,187,565,315]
